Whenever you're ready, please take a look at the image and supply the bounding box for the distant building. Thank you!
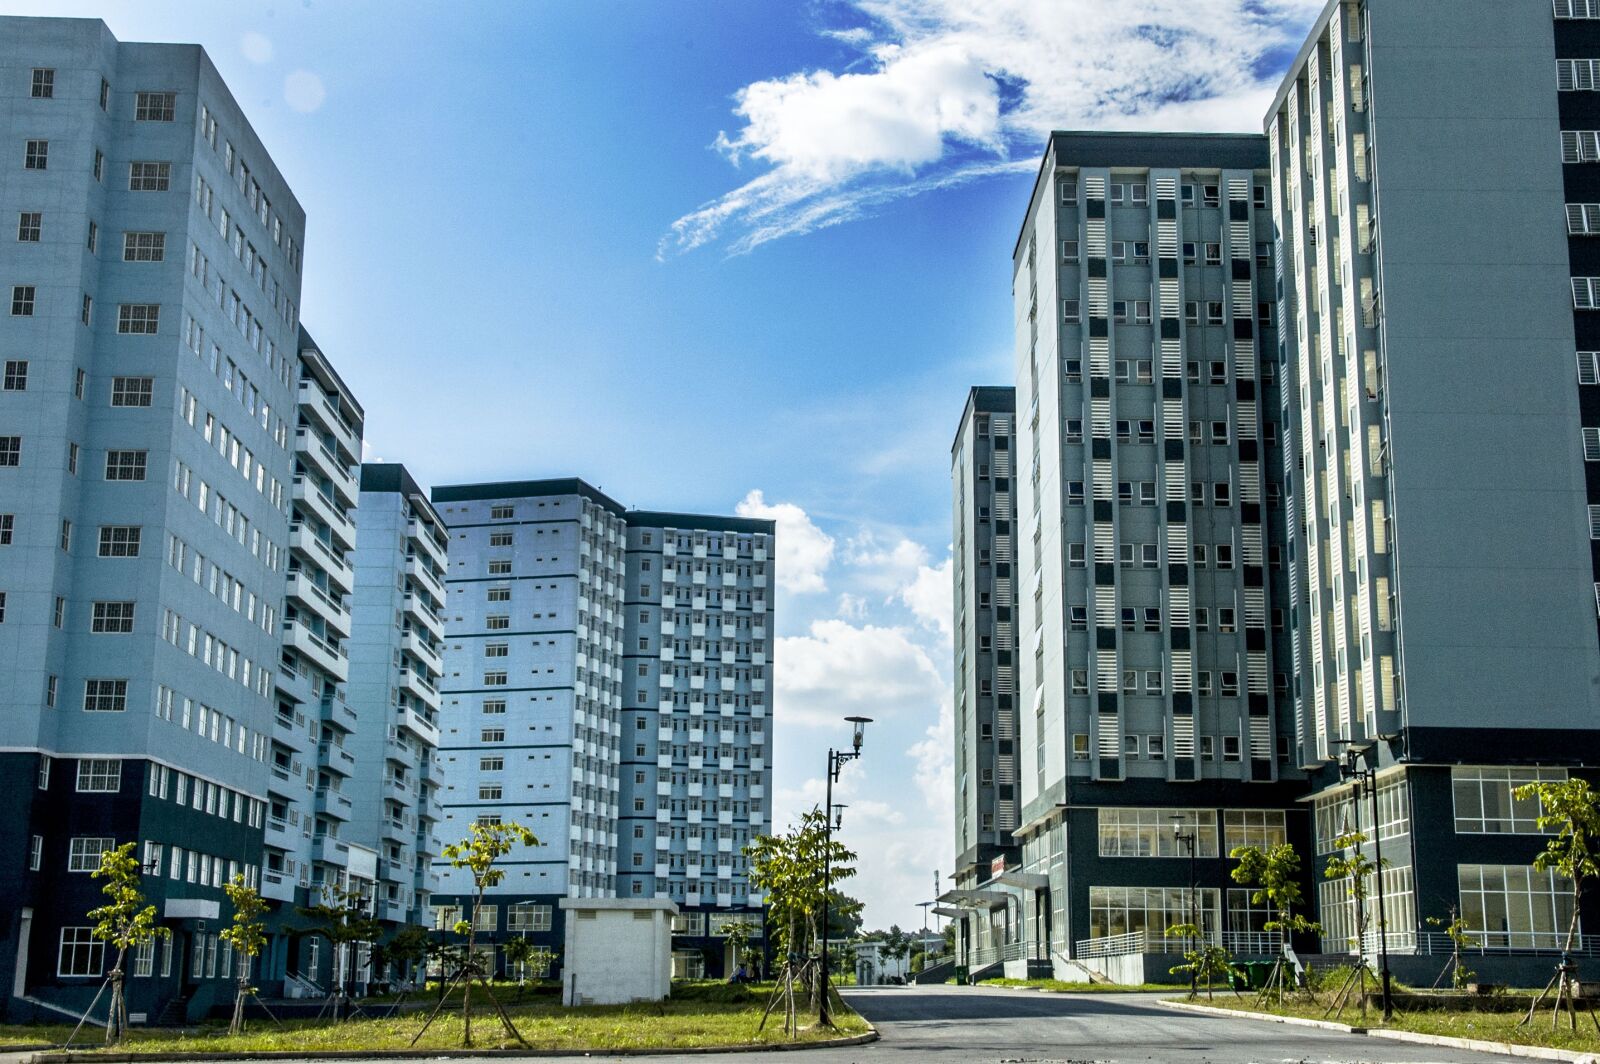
[427,480,775,981]
[947,386,1022,967]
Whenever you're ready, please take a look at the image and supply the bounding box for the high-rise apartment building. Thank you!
[1264,0,1600,965]
[0,17,309,1020]
[428,480,774,980]
[344,464,447,930]
[948,387,1022,965]
[949,133,1310,979]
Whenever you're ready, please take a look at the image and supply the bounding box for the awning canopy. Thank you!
[936,888,1010,911]
[932,906,966,919]
[992,870,1049,891]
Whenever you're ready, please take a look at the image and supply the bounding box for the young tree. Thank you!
[1513,777,1600,1030]
[1166,923,1239,1000]
[381,926,433,992]
[1424,908,1475,991]
[881,925,912,982]
[86,843,169,1044]
[1230,841,1318,1006]
[298,882,381,1020]
[412,820,537,1048]
[220,875,269,1035]
[1323,827,1386,1021]
[721,920,758,981]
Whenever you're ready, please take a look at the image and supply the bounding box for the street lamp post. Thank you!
[1334,740,1393,1022]
[819,716,871,1027]
[1170,816,1199,997]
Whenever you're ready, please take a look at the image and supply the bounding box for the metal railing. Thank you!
[1222,931,1283,955]
[1076,930,1151,958]
[1401,930,1600,957]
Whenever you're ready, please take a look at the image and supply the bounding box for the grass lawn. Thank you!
[980,977,1182,993]
[1199,992,1600,1055]
[0,983,870,1054]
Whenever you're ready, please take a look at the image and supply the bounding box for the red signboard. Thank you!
[989,855,1006,879]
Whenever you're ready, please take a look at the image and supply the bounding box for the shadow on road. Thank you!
[840,986,1181,1024]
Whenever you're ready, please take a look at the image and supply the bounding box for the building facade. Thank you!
[427,480,774,980]
[950,132,1310,979]
[0,17,307,1021]
[1265,0,1600,969]
[948,387,1022,965]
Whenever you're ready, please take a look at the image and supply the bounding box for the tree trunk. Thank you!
[463,888,480,1048]
[105,954,126,1045]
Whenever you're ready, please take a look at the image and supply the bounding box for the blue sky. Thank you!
[16,0,1326,932]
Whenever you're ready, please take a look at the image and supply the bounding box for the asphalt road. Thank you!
[75,984,1539,1064]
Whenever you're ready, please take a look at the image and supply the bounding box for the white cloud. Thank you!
[240,32,273,65]
[835,592,868,620]
[283,70,326,113]
[775,618,944,729]
[735,489,835,594]
[901,554,952,641]
[843,532,929,594]
[907,687,955,816]
[662,0,1324,255]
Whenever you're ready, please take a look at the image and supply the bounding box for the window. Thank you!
[1459,864,1576,950]
[117,304,160,333]
[68,838,113,873]
[478,784,502,801]
[1061,240,1079,262]
[12,285,36,315]
[507,903,553,932]
[30,835,42,871]
[0,514,11,545]
[1557,0,1600,16]
[1206,302,1225,325]
[105,450,147,480]
[1452,766,1566,834]
[76,759,121,792]
[135,91,177,121]
[1222,736,1241,762]
[58,928,103,976]
[1224,809,1287,851]
[1097,808,1219,857]
[98,526,140,557]
[482,699,506,714]
[483,671,507,686]
[1059,180,1077,205]
[486,614,509,630]
[17,212,40,242]
[3,360,26,390]
[1072,733,1090,760]
[1087,886,1221,947]
[1062,299,1081,324]
[486,587,510,602]
[481,728,505,743]
[480,756,504,772]
[93,151,103,182]
[489,531,513,546]
[123,231,165,261]
[83,679,128,712]
[1204,242,1222,264]
[112,377,156,407]
[81,294,92,326]
[0,436,22,466]
[490,505,514,519]
[24,140,48,170]
[487,560,512,575]
[128,162,171,191]
[31,68,54,98]
[91,601,135,633]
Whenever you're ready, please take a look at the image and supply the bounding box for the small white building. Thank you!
[560,898,678,1006]
[853,940,910,986]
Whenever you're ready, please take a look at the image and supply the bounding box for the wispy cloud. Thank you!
[661,0,1322,257]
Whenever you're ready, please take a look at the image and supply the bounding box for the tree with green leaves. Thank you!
[1231,841,1319,1006]
[84,843,169,1044]
[720,920,759,981]
[746,808,858,1032]
[411,820,538,1048]
[1513,777,1600,1030]
[380,926,432,993]
[220,875,270,1035]
[1425,907,1475,991]
[1166,923,1240,1000]
[298,881,381,1021]
[1323,826,1386,1021]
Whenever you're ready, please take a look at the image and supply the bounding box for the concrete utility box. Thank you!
[560,898,678,1006]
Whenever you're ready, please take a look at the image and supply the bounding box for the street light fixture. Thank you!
[820,716,871,1026]
[1170,814,1199,998]
[1331,738,1393,1022]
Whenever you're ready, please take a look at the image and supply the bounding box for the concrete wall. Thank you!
[561,900,675,1006]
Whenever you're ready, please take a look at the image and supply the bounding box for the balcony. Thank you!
[262,869,296,903]
[317,741,355,778]
[313,788,353,820]
[290,523,354,594]
[310,835,350,867]
[282,618,349,682]
[383,775,414,806]
[401,591,444,638]
[385,734,420,768]
[405,554,445,598]
[287,571,352,640]
[401,628,441,671]
[264,815,298,850]
[292,476,357,551]
[396,704,440,746]
[293,427,358,508]
[297,379,360,462]
[398,666,441,710]
[406,519,447,569]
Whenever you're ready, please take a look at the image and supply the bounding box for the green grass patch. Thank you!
[0,989,868,1054]
[979,977,1181,993]
[1200,993,1600,1055]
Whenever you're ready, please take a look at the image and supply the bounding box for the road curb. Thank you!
[17,1028,879,1063]
[1158,997,1599,1063]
